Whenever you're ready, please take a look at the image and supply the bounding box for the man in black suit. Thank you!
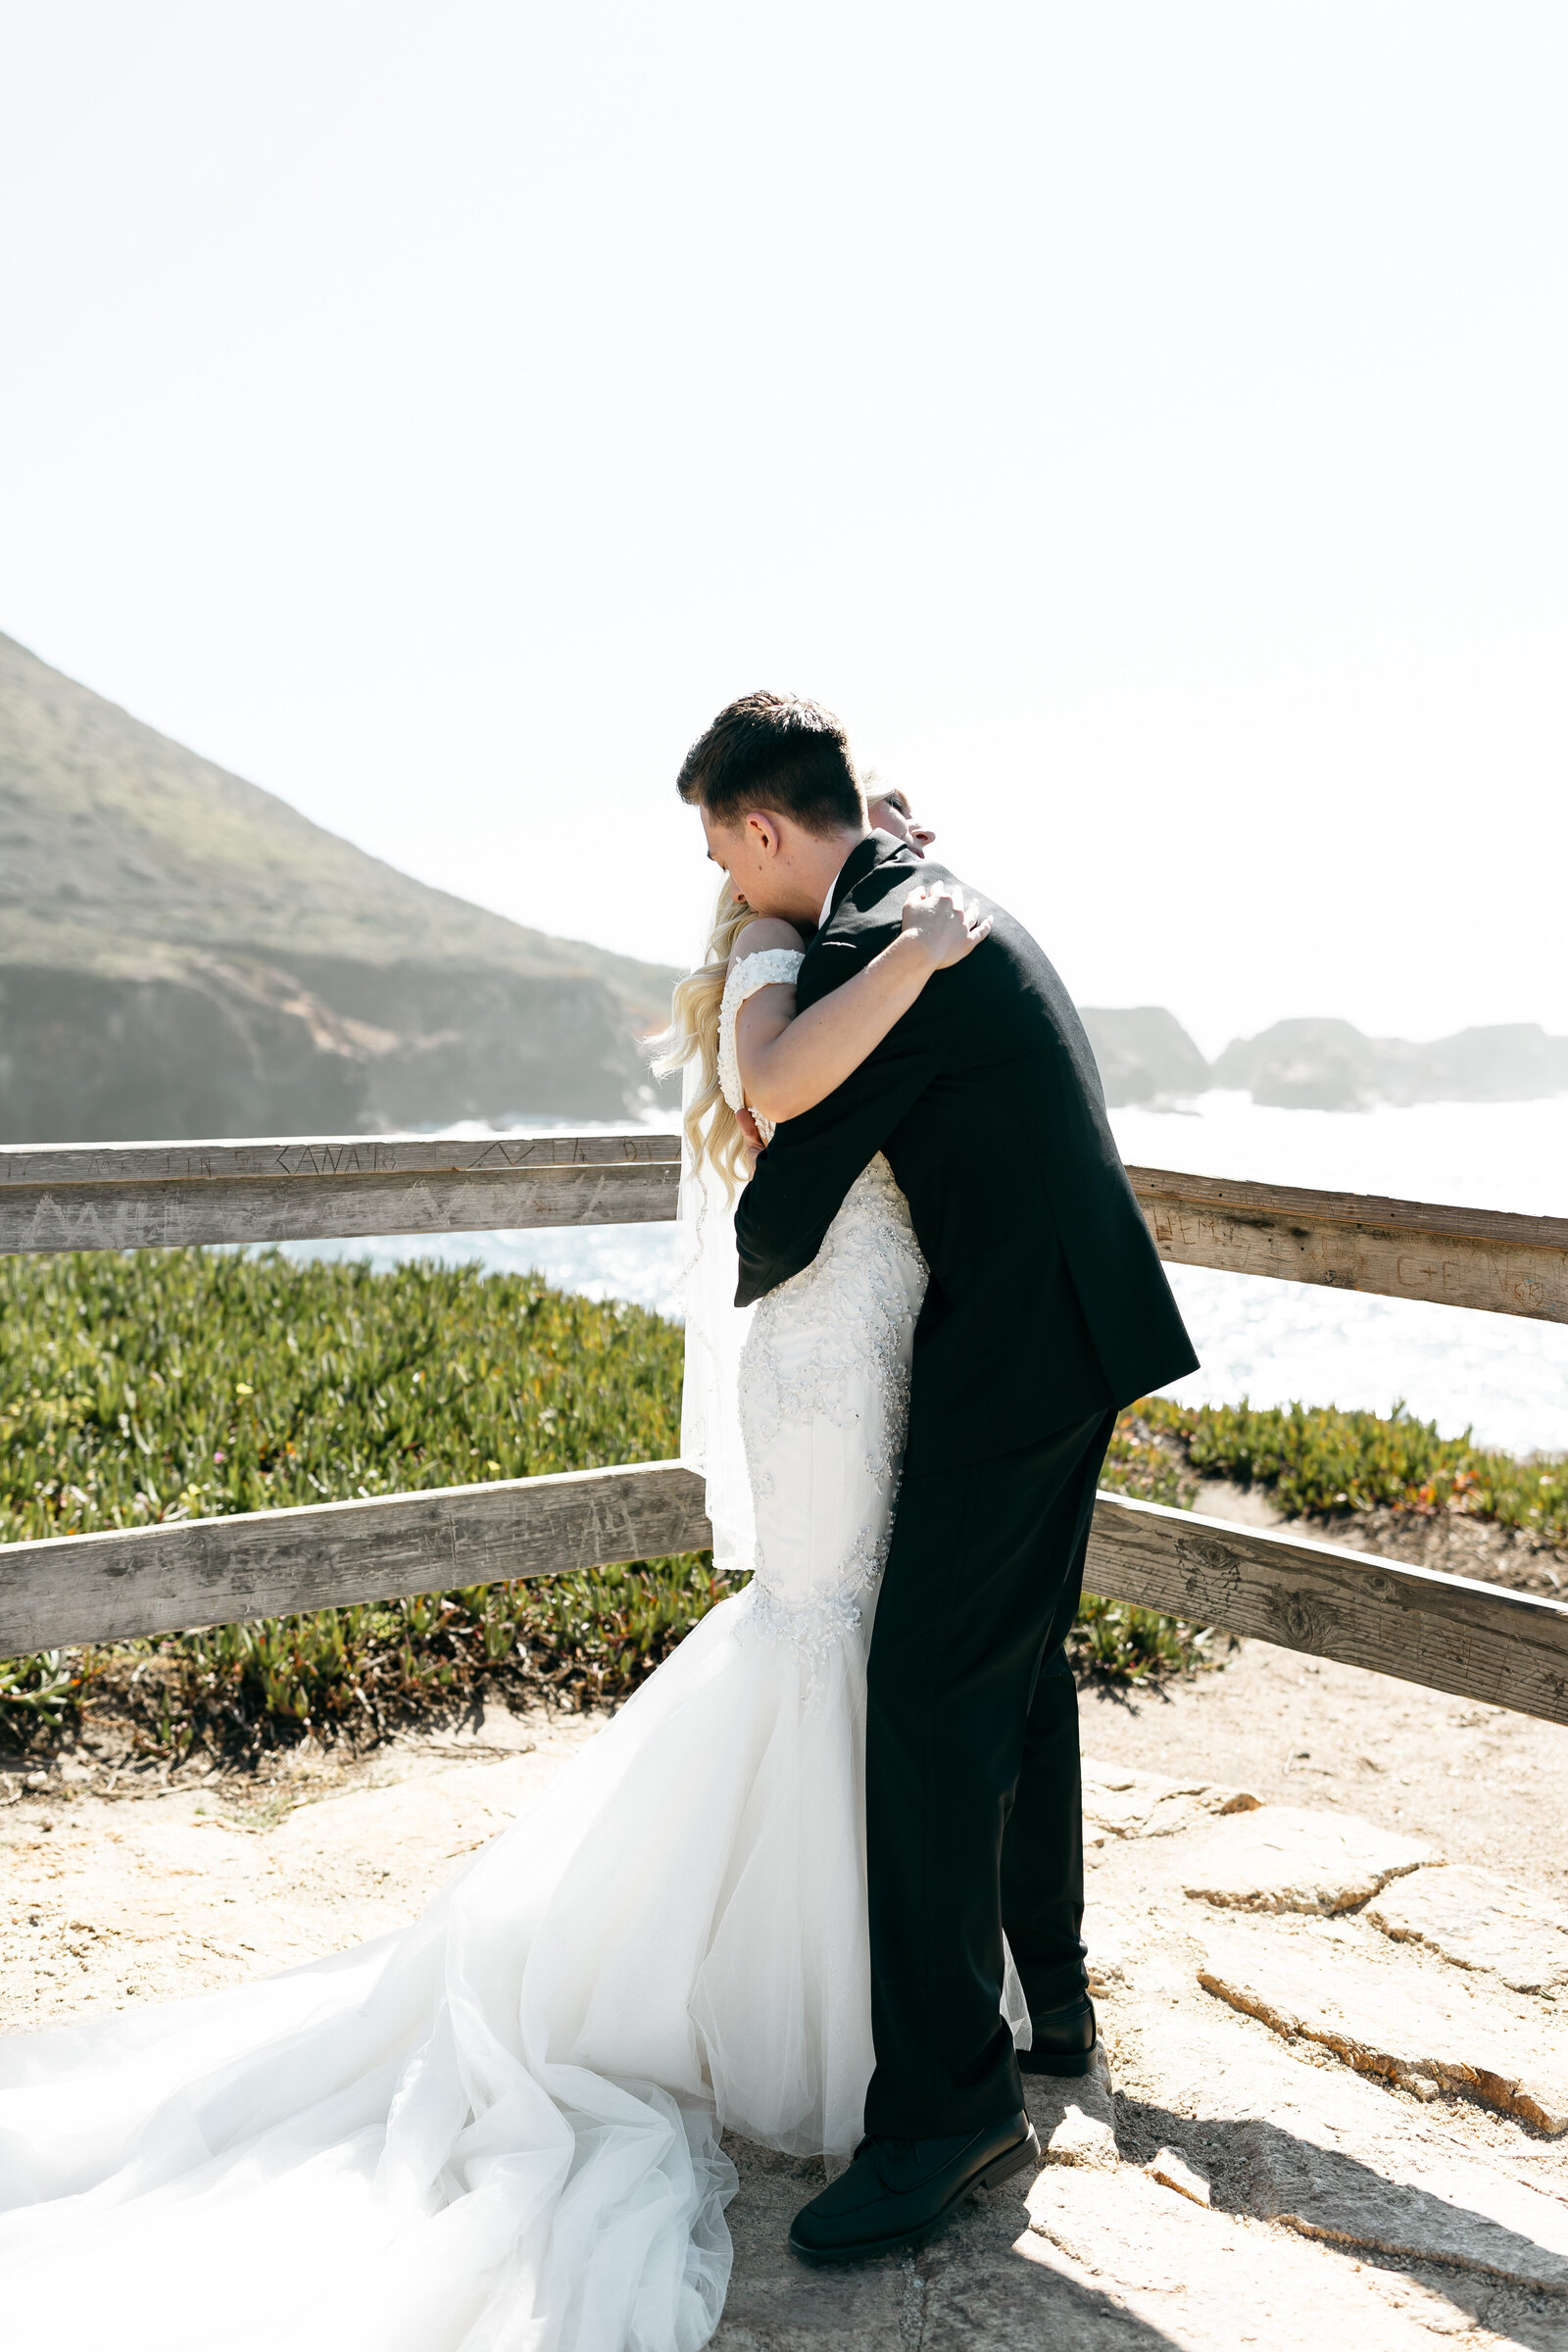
[678,691,1198,2262]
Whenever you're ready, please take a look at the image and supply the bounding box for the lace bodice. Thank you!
[711,938,928,1681]
[717,948,804,1140]
[738,1152,927,1674]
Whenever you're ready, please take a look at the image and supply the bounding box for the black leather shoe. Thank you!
[789,2110,1041,2265]
[1017,1992,1097,2077]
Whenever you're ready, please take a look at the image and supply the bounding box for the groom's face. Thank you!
[700,806,798,922]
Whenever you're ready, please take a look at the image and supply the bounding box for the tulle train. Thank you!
[0,1590,879,2351]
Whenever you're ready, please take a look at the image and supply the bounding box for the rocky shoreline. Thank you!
[1082,1004,1568,1113]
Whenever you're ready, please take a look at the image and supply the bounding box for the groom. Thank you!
[678,691,1198,2261]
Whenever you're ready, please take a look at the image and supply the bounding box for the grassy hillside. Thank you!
[0,631,682,1134]
[0,629,675,1027]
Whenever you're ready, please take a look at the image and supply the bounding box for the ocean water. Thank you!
[288,1095,1568,1459]
[1111,1095,1568,1457]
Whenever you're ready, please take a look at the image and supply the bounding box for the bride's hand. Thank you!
[736,1105,764,1174]
[899,882,992,969]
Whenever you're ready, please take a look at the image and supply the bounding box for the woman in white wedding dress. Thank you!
[0,873,992,2352]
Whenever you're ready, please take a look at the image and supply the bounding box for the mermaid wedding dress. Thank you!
[0,948,1008,2352]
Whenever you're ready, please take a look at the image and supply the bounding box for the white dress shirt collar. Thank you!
[818,835,876,933]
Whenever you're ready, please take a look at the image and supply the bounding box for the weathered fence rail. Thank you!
[0,1133,680,1254]
[1088,1492,1568,1728]
[1128,1166,1568,1324]
[4,1465,1565,1729]
[4,1132,1563,1322]
[3,1128,1565,1727]
[0,1462,711,1655]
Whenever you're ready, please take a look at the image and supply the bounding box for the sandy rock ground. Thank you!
[6,1627,1568,2347]
[0,1704,593,2027]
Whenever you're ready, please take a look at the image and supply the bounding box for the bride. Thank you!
[0,857,993,2351]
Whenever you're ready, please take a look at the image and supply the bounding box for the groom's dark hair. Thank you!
[676,691,865,837]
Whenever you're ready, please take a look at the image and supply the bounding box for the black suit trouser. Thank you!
[860,1407,1116,2141]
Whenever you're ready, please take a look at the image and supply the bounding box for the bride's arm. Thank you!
[734,884,990,1125]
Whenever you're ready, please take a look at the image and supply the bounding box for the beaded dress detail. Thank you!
[715,950,928,1672]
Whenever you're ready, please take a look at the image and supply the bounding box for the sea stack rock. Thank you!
[1078,1006,1212,1105]
[1214,1018,1568,1110]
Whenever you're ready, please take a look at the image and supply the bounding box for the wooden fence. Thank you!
[3,1133,1566,1726]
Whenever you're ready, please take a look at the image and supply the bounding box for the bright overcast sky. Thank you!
[2,1,1564,1054]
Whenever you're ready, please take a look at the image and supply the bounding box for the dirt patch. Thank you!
[1306,1500,1567,1599]
[1191,1469,1568,1597]
[1083,1636,1568,1900]
[0,1701,601,2035]
[8,1638,1568,2347]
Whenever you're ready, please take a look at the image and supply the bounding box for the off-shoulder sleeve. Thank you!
[717,949,805,1112]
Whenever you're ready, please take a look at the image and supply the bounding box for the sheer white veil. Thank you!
[677,1054,757,1581]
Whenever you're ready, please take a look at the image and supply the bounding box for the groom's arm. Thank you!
[732,1026,938,1307]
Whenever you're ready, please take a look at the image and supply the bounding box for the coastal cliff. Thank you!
[0,633,678,1143]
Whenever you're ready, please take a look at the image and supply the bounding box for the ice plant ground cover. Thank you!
[0,1249,1562,1756]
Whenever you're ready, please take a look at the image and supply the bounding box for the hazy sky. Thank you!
[2,1,1564,1054]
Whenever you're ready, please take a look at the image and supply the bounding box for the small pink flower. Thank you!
[213,1448,226,1465]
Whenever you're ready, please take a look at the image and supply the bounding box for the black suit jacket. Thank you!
[733,833,1199,1474]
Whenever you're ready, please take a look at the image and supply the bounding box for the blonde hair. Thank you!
[652,881,756,1197]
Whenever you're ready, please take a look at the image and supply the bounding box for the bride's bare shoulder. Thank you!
[729,916,806,965]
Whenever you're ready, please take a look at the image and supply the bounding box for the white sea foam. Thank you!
[287,1095,1568,1457]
